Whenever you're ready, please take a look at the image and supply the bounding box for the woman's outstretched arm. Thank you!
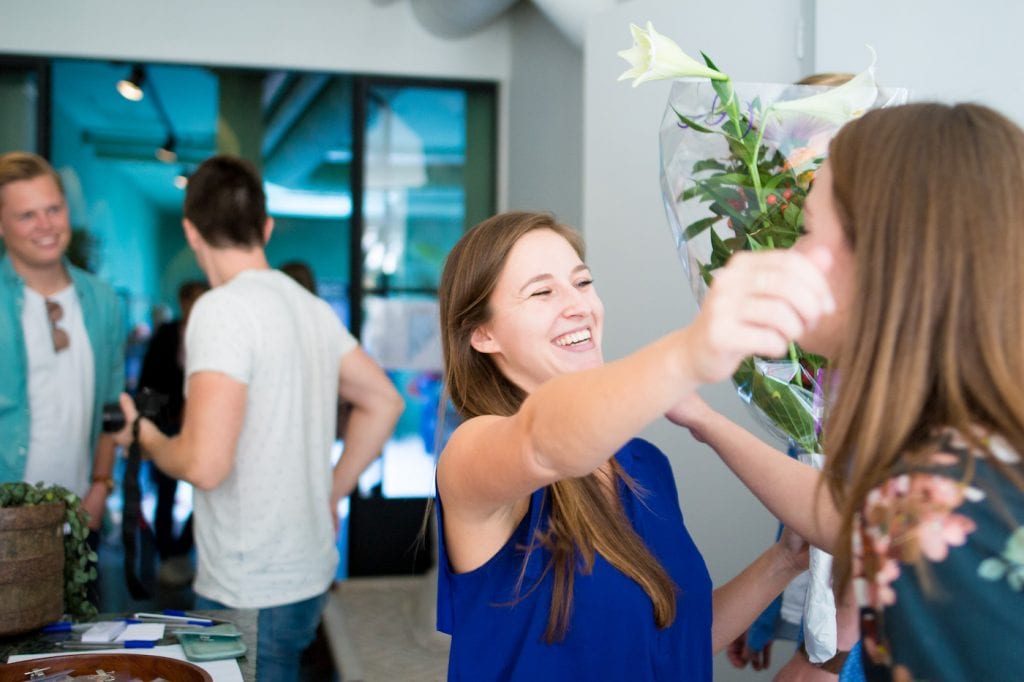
[668,394,841,551]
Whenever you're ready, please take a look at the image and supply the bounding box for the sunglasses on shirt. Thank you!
[45,299,70,352]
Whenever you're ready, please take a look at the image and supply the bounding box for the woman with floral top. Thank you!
[673,101,1024,681]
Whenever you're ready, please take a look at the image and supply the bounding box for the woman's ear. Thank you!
[470,325,500,354]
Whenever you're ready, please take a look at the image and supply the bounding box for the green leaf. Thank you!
[733,357,755,392]
[979,557,1008,581]
[701,183,746,226]
[698,261,716,287]
[683,216,720,241]
[700,51,723,72]
[723,236,746,252]
[740,368,822,453]
[693,158,727,173]
[785,204,804,228]
[763,173,795,194]
[680,185,708,202]
[701,172,752,187]
[709,227,733,269]
[672,106,716,134]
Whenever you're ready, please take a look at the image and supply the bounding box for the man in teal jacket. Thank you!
[0,152,124,534]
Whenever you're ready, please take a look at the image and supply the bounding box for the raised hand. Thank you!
[683,248,834,385]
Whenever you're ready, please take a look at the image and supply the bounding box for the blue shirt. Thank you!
[0,255,125,482]
[437,438,713,681]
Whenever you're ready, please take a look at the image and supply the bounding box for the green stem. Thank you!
[721,81,776,249]
[746,114,775,248]
[747,129,766,215]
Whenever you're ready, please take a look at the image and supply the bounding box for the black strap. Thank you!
[121,416,151,599]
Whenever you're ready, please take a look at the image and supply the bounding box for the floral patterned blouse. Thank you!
[854,428,1024,681]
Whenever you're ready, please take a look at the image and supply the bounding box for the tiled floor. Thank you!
[323,573,450,682]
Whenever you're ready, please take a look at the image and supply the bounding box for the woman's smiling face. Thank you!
[471,228,605,393]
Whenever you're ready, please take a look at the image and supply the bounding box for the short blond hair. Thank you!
[0,152,64,210]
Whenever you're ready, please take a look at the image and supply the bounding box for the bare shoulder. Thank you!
[436,416,535,572]
[435,415,507,502]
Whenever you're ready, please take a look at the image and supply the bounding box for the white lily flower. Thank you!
[761,46,880,173]
[618,21,727,87]
[768,46,880,125]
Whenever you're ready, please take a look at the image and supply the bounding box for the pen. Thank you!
[163,609,231,624]
[56,640,157,650]
[41,622,93,634]
[133,612,213,626]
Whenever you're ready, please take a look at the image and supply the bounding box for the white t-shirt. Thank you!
[22,285,94,497]
[185,269,357,609]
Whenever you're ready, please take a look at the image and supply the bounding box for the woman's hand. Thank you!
[683,248,835,385]
[727,631,773,671]
[112,392,139,449]
[664,392,715,440]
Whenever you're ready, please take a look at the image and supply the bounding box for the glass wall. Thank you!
[361,84,474,498]
[1,54,496,578]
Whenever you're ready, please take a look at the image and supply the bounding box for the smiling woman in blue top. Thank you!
[434,211,836,680]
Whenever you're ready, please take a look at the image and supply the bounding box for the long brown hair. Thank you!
[820,103,1024,591]
[439,211,677,641]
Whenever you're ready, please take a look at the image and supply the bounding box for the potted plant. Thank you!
[0,481,98,636]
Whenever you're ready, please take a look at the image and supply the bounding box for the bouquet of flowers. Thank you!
[619,22,907,455]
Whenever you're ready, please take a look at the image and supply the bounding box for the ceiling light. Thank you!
[156,134,177,163]
[116,66,145,102]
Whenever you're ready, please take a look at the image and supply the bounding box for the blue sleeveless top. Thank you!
[436,438,713,681]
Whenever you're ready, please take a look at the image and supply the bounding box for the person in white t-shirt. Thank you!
[115,155,405,682]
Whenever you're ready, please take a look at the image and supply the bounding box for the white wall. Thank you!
[0,0,517,209]
[815,1,1024,125]
[0,0,512,79]
[507,2,583,226]
[584,2,811,680]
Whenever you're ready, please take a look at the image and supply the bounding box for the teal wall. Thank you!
[51,105,162,329]
[265,214,351,291]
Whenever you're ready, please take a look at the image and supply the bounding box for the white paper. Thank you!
[7,644,244,682]
[80,620,127,643]
[115,623,165,642]
[797,452,838,663]
[779,569,810,625]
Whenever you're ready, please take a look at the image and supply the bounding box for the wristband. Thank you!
[91,476,115,493]
[797,641,850,674]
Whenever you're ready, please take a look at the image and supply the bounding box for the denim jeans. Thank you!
[195,591,329,682]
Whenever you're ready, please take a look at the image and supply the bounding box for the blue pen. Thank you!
[56,640,157,650]
[163,609,229,624]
